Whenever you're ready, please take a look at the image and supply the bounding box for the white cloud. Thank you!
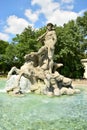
[0,32,9,41]
[31,0,60,17]
[32,0,60,9]
[61,0,74,4]
[32,0,50,6]
[4,15,30,34]
[47,10,78,26]
[1,0,85,43]
[25,9,39,23]
[31,0,79,26]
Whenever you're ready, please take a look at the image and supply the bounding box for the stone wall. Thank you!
[81,59,87,79]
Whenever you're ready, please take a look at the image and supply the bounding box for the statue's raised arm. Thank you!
[37,31,48,42]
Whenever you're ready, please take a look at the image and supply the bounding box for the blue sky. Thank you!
[0,0,87,42]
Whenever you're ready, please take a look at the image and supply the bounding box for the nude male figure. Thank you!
[37,23,57,73]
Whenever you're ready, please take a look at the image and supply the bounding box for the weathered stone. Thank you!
[5,75,19,92]
[81,59,87,79]
[5,23,78,96]
[60,87,68,95]
[62,77,72,87]
[74,89,81,94]
[5,75,31,94]
[47,92,53,97]
[66,88,74,95]
[56,75,64,82]
[54,88,60,96]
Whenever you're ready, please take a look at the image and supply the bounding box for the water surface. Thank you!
[0,79,87,130]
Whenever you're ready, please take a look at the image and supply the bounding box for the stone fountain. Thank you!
[5,23,80,96]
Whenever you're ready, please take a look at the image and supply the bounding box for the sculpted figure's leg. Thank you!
[38,46,47,55]
[48,48,54,73]
[37,46,47,66]
[49,59,53,73]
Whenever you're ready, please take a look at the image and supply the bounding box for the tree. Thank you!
[5,15,86,78]
[5,44,18,68]
[0,40,9,54]
[0,40,9,73]
[54,20,84,78]
[76,11,87,57]
[12,26,39,65]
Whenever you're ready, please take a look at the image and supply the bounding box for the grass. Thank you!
[0,78,87,130]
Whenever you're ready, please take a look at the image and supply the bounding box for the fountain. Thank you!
[5,23,80,96]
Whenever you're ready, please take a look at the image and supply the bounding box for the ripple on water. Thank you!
[0,79,87,129]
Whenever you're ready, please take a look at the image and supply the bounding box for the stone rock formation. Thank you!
[5,23,80,96]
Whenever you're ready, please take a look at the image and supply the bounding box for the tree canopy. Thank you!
[0,12,87,78]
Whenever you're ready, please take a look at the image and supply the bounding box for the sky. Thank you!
[0,0,87,42]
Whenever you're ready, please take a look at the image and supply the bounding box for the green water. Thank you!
[0,79,87,130]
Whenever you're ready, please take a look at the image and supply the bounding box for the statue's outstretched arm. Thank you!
[37,31,48,41]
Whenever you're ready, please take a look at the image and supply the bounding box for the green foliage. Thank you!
[0,40,9,73]
[1,12,87,78]
[76,11,87,53]
[55,20,81,56]
[12,26,40,65]
[4,44,19,69]
[54,20,84,78]
[0,40,9,54]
